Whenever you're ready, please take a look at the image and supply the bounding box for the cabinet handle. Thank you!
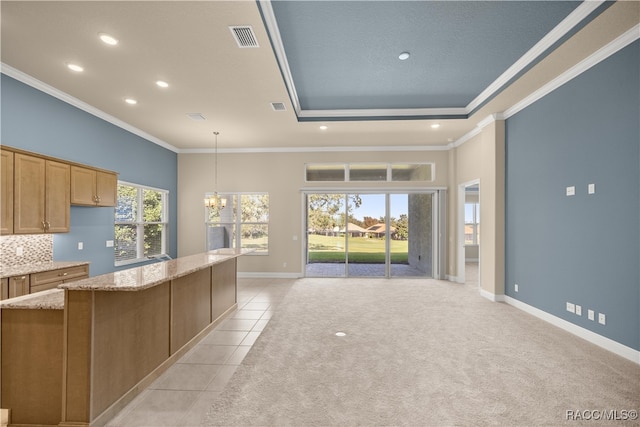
[45,221,51,232]
[42,220,47,231]
[58,272,68,277]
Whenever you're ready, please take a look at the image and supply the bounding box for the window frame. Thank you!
[464,202,480,246]
[304,162,435,183]
[205,192,269,255]
[115,181,169,266]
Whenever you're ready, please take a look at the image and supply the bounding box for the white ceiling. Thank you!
[1,1,637,153]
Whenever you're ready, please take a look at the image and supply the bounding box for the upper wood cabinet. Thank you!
[14,153,70,234]
[70,166,117,207]
[1,150,14,235]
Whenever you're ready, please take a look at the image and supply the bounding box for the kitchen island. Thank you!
[1,249,251,427]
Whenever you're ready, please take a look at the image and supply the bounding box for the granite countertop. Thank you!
[0,261,90,279]
[0,288,64,310]
[59,248,252,292]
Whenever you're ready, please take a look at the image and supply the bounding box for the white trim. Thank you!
[480,288,505,302]
[466,0,606,112]
[258,0,303,116]
[503,23,640,119]
[445,274,459,283]
[260,0,605,121]
[504,296,640,365]
[181,145,451,154]
[237,272,302,279]
[1,63,180,153]
[298,107,467,119]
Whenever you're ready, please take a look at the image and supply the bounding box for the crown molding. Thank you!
[466,0,606,113]
[259,0,606,122]
[180,144,451,154]
[1,63,180,153]
[503,23,640,119]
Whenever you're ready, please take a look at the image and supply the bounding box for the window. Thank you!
[464,202,480,245]
[205,193,269,254]
[115,182,168,265]
[305,162,433,182]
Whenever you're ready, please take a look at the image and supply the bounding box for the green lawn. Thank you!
[308,234,408,263]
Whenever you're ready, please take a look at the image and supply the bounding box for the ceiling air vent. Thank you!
[186,113,206,121]
[229,25,259,48]
[271,102,286,111]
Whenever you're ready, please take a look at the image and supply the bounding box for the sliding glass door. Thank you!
[305,192,435,278]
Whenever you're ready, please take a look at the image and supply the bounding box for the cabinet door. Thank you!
[1,278,8,300]
[70,165,97,206]
[96,171,117,207]
[9,275,30,298]
[1,150,14,234]
[14,153,46,234]
[46,160,70,232]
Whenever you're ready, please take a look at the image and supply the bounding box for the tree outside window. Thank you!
[115,182,168,264]
[205,193,269,254]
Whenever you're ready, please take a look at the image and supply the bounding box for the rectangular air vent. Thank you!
[270,102,286,111]
[186,113,206,121]
[229,25,259,48]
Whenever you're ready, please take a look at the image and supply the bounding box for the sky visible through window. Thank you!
[350,194,408,220]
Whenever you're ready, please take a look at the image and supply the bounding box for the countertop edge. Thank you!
[59,249,251,292]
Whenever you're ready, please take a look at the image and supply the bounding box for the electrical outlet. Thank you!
[566,302,575,313]
[78,242,84,250]
[566,186,575,196]
[283,262,287,268]
[575,305,582,316]
[514,283,519,292]
[16,246,24,256]
[588,309,595,321]
[598,313,606,325]
[106,240,114,247]
[588,183,596,194]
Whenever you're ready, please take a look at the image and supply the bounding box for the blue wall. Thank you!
[505,41,639,351]
[1,74,178,276]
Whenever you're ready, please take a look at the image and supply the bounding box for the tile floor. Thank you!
[105,278,296,427]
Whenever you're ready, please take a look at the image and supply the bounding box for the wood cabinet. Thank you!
[8,275,30,299]
[13,153,70,234]
[1,150,14,235]
[1,278,8,300]
[1,264,89,300]
[30,264,89,294]
[70,166,117,207]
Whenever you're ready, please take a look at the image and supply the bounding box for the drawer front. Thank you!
[30,280,60,294]
[31,264,89,288]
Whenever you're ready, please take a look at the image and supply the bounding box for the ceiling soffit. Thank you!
[258,0,611,122]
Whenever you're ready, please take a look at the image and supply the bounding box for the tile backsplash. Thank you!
[0,234,53,266]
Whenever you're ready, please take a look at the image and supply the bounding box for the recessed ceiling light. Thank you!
[335,332,346,337]
[431,123,441,129]
[156,80,169,88]
[398,52,410,61]
[319,125,328,131]
[124,98,137,105]
[66,63,84,72]
[99,33,119,46]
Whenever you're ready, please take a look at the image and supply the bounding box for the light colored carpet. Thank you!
[205,277,639,426]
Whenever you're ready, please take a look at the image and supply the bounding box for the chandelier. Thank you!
[204,131,227,209]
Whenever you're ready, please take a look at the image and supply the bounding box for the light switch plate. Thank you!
[106,240,114,247]
[598,313,606,325]
[588,183,596,194]
[575,305,582,316]
[566,186,575,196]
[78,242,83,250]
[588,309,595,321]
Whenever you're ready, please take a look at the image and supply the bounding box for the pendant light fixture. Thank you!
[204,131,227,210]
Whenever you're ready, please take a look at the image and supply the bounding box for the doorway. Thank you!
[304,192,438,278]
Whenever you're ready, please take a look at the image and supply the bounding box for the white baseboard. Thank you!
[237,272,302,279]
[504,296,640,365]
[480,288,505,302]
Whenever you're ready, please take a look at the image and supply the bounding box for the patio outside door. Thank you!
[305,192,434,278]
